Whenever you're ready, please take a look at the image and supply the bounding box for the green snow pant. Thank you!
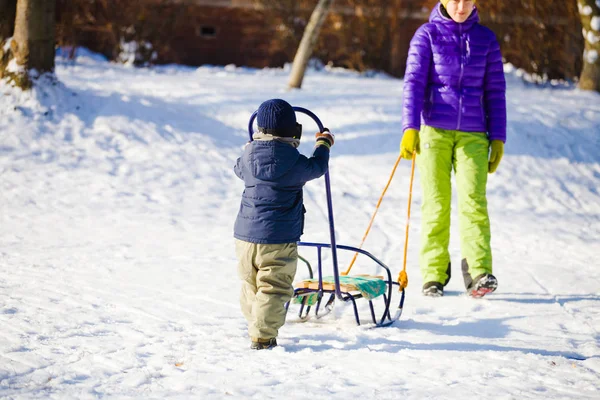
[416,125,492,288]
[235,239,298,340]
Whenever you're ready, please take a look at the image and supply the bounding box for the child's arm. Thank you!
[484,35,507,143]
[234,157,244,180]
[294,132,334,183]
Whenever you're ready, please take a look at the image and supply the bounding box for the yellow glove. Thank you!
[488,140,504,173]
[400,128,419,159]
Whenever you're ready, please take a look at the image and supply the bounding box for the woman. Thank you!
[401,0,506,297]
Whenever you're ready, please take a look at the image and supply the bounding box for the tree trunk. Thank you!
[578,0,600,92]
[2,0,56,88]
[0,0,17,42]
[287,0,334,89]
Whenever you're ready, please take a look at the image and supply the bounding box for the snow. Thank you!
[592,16,600,32]
[587,30,600,45]
[1,52,599,399]
[585,49,599,64]
[3,38,12,52]
[579,4,593,16]
[6,58,24,74]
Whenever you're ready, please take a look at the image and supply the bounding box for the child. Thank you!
[234,99,334,349]
[401,0,506,297]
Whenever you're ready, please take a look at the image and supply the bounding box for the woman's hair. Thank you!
[440,2,477,20]
[440,4,451,19]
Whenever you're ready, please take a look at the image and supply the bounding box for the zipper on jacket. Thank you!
[457,24,464,131]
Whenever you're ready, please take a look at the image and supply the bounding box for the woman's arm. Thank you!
[402,26,432,133]
[484,36,507,143]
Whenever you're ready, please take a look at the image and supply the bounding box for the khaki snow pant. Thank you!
[235,239,298,340]
[416,125,492,288]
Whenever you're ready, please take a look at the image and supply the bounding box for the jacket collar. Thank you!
[430,3,479,33]
[252,132,300,148]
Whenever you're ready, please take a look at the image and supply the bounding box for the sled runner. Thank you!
[247,107,415,327]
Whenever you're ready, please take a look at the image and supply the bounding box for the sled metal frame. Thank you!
[248,107,405,327]
[292,242,405,326]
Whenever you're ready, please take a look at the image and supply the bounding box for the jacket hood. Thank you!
[244,140,300,180]
[430,3,479,32]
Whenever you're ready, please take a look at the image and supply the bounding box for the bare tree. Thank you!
[1,0,56,89]
[578,0,600,92]
[288,0,334,89]
[481,0,582,83]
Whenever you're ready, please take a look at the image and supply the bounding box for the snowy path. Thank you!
[0,54,599,398]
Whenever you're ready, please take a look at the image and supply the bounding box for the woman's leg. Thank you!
[453,131,492,289]
[416,126,455,286]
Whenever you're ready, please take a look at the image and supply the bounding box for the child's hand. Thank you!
[315,128,334,148]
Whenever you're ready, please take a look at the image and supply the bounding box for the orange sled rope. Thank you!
[343,150,417,291]
[397,151,417,291]
[342,153,403,276]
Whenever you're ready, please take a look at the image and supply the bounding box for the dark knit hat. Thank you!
[257,99,300,138]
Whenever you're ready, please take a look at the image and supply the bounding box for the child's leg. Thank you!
[453,131,492,289]
[235,239,258,323]
[416,126,455,285]
[251,243,298,340]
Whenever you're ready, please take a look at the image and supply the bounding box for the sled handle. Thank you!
[247,107,343,299]
[248,107,324,138]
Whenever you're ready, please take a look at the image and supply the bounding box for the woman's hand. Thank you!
[400,128,420,159]
[488,140,504,173]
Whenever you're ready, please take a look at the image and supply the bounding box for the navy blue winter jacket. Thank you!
[234,140,330,244]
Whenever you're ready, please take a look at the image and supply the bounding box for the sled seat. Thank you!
[294,275,387,306]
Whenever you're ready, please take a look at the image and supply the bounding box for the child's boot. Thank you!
[250,337,278,350]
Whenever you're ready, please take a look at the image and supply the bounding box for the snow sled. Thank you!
[247,107,407,327]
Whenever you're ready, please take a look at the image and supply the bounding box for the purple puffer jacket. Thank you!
[402,5,507,142]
